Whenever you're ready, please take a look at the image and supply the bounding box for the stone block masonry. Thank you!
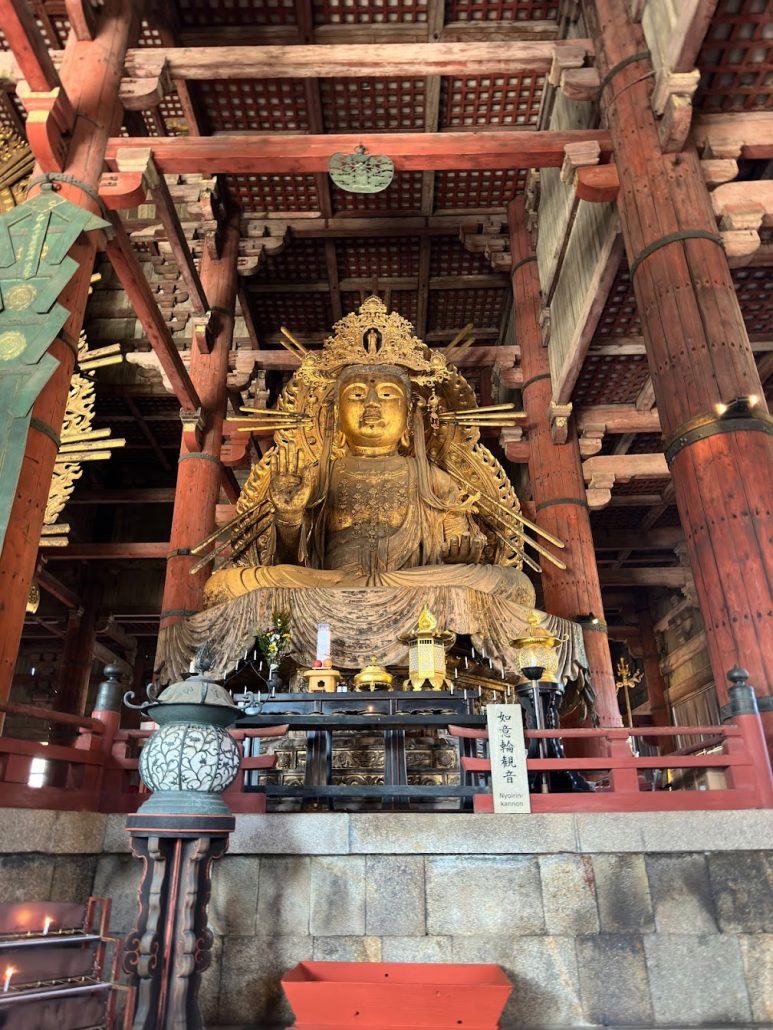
[0,809,771,1028]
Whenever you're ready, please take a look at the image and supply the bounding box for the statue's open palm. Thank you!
[269,444,314,523]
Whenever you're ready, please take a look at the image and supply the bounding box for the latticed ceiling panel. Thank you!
[252,291,334,334]
[446,0,559,20]
[652,505,683,529]
[320,78,425,132]
[614,477,671,497]
[440,75,544,128]
[732,266,773,335]
[312,0,430,24]
[227,174,320,212]
[331,172,424,213]
[199,79,310,132]
[696,0,773,111]
[627,433,663,455]
[596,265,641,337]
[572,354,651,406]
[434,169,525,210]
[253,239,328,282]
[428,287,507,330]
[430,237,493,276]
[337,236,421,277]
[177,0,298,27]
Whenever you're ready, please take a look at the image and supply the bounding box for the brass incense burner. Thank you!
[353,657,394,692]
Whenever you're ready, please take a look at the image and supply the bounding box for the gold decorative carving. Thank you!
[0,128,33,213]
[41,334,125,546]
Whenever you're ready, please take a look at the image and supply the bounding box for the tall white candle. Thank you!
[3,967,15,993]
[316,623,331,664]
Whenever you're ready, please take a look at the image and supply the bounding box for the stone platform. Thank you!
[0,809,771,1028]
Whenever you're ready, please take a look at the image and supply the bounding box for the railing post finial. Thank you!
[726,667,759,718]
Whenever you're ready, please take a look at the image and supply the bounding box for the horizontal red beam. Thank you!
[47,542,169,560]
[106,129,614,174]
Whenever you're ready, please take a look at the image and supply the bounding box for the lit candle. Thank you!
[42,917,52,936]
[464,656,469,669]
[316,623,331,665]
[3,967,15,993]
[482,646,487,659]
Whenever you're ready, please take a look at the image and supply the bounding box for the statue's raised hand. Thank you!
[269,444,314,525]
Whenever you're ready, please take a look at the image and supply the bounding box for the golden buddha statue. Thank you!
[156,298,588,690]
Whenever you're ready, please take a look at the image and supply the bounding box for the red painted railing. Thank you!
[449,714,773,812]
[0,697,771,814]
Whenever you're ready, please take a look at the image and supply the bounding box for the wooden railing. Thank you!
[449,716,773,812]
[0,695,771,814]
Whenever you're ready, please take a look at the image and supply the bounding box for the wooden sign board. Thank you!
[486,703,531,814]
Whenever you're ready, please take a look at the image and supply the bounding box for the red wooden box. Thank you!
[281,961,512,1030]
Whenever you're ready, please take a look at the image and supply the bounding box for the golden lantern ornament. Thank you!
[353,657,394,692]
[399,606,456,691]
[511,610,563,682]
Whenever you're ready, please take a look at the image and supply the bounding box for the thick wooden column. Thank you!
[159,212,240,633]
[0,2,136,723]
[584,0,773,724]
[508,198,621,727]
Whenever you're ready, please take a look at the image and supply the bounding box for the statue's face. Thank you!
[338,371,408,453]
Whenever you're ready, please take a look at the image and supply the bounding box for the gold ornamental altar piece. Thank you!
[155,297,592,716]
[511,611,564,681]
[399,607,455,691]
[302,665,342,693]
[353,657,394,692]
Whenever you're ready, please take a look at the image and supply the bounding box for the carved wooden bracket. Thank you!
[17,83,74,172]
[712,180,773,266]
[99,170,149,210]
[181,407,205,453]
[560,66,600,102]
[575,163,620,203]
[561,140,600,184]
[548,43,585,88]
[549,401,572,445]
[499,426,530,463]
[579,422,605,457]
[651,70,700,154]
[459,218,509,271]
[120,53,173,111]
[220,419,255,467]
[586,472,615,510]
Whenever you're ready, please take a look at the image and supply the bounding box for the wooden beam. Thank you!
[107,129,614,175]
[583,453,670,481]
[693,112,773,161]
[590,334,773,357]
[598,567,689,588]
[661,0,719,73]
[248,274,509,293]
[577,404,662,434]
[595,528,683,550]
[115,149,208,314]
[123,40,594,81]
[124,395,174,473]
[47,543,169,560]
[0,0,61,91]
[68,488,177,504]
[103,213,201,410]
[35,566,81,610]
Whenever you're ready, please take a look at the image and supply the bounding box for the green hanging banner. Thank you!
[0,187,108,551]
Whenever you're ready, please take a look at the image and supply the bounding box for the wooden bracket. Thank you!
[586,472,615,510]
[538,306,551,347]
[651,70,699,154]
[499,426,529,463]
[99,170,149,210]
[64,0,100,41]
[548,43,585,88]
[712,180,773,266]
[181,408,206,453]
[559,66,600,102]
[575,163,620,203]
[192,311,215,355]
[700,158,739,189]
[549,401,572,445]
[561,140,600,184]
[120,53,173,111]
[17,82,74,172]
[459,218,509,271]
[220,419,253,467]
[579,422,606,457]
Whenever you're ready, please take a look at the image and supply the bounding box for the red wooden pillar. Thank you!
[508,198,621,728]
[585,0,773,739]
[0,2,137,727]
[158,212,240,636]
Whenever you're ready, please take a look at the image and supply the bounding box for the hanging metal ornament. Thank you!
[328,144,394,194]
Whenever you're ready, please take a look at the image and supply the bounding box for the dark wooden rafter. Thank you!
[124,395,174,473]
[0,0,61,91]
